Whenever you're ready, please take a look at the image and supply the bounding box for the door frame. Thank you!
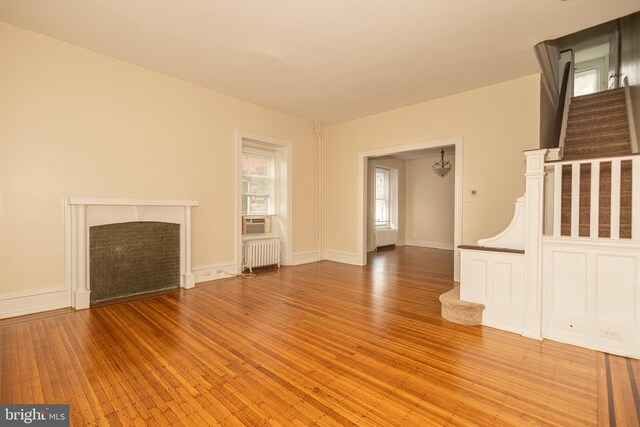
[356,136,464,281]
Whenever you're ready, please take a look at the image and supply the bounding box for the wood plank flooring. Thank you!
[0,246,638,425]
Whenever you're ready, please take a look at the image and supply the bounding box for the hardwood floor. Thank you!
[0,246,637,425]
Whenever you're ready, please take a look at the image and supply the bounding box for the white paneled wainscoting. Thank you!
[459,149,640,358]
[543,239,640,356]
[460,247,524,334]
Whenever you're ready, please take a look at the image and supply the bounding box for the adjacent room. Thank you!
[1,1,640,425]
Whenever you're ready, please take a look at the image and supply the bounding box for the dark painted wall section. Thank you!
[539,75,556,149]
[620,13,640,86]
[620,12,640,145]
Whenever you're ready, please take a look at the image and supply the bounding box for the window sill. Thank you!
[243,233,277,241]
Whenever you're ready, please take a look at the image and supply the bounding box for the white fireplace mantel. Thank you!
[68,197,199,207]
[66,197,199,310]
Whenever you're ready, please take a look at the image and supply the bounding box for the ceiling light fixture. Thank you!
[432,148,452,178]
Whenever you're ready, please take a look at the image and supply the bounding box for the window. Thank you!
[241,149,274,215]
[375,167,390,228]
[574,68,599,97]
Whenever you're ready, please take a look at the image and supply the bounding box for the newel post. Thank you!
[523,149,548,339]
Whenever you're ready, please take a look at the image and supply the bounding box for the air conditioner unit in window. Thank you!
[243,217,271,235]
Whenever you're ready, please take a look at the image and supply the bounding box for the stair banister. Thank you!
[551,53,572,152]
[570,163,580,237]
[623,76,639,154]
[611,159,622,239]
[590,161,600,238]
[547,154,639,241]
[634,157,640,241]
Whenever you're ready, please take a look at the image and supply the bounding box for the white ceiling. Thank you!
[1,1,638,124]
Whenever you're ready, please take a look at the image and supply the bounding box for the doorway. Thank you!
[357,137,463,281]
[574,43,610,96]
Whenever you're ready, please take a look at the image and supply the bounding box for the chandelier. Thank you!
[432,148,452,178]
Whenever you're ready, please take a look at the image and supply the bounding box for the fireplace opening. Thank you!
[89,221,180,304]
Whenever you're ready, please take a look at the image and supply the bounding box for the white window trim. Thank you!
[236,130,293,274]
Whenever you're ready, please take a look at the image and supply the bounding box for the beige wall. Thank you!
[0,22,318,294]
[324,74,540,255]
[405,153,455,248]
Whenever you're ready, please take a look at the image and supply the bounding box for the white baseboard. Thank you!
[323,250,361,266]
[405,240,454,250]
[0,287,70,319]
[193,263,237,283]
[0,262,237,319]
[291,251,321,265]
[395,240,406,246]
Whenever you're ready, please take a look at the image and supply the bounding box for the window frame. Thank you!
[574,67,600,97]
[375,166,391,229]
[241,147,275,216]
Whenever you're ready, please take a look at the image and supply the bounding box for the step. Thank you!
[567,111,629,128]
[568,104,628,121]
[571,88,625,104]
[569,95,626,113]
[439,286,484,326]
[564,129,631,145]
[565,119,630,138]
[562,145,631,160]
[565,129,631,142]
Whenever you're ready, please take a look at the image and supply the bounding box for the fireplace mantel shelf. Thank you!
[68,197,198,207]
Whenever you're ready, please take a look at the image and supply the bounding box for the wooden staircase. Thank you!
[557,88,633,238]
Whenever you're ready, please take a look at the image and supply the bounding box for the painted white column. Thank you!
[590,161,600,238]
[552,164,562,237]
[570,163,580,237]
[523,149,548,339]
[75,204,91,309]
[610,159,621,239]
[183,206,195,288]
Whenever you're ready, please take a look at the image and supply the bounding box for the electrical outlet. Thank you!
[602,329,622,340]
[563,321,580,332]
